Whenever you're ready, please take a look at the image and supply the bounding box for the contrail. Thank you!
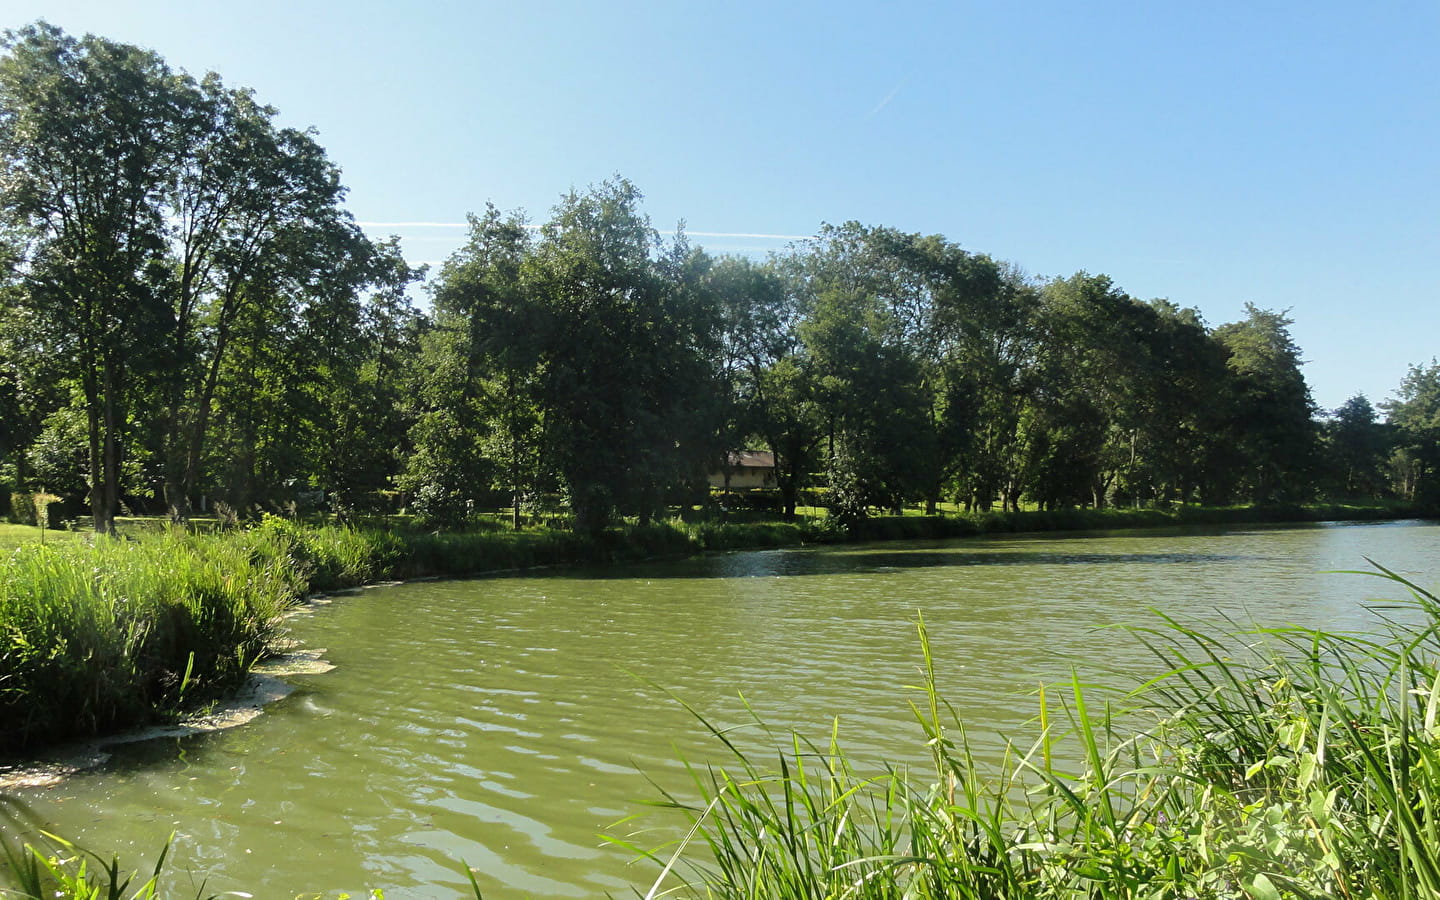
[357,221,813,241]
[865,74,911,119]
[356,221,469,229]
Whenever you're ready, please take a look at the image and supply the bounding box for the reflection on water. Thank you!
[3,520,1438,898]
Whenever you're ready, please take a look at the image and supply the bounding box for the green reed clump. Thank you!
[624,566,1440,899]
[0,529,303,752]
[686,520,817,551]
[253,515,406,591]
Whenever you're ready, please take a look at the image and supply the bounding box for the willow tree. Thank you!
[524,179,722,532]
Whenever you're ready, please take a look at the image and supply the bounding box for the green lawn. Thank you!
[0,521,81,549]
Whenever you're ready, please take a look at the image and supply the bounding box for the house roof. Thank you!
[725,450,775,469]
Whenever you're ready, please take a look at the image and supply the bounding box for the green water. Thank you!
[5,520,1440,898]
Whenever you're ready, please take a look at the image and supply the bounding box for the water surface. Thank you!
[5,520,1439,898]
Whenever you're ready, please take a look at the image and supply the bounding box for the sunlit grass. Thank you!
[0,522,82,550]
[0,527,304,752]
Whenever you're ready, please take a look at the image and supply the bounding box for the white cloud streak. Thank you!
[865,75,910,119]
[357,221,813,241]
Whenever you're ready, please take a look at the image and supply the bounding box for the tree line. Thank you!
[1,24,1436,535]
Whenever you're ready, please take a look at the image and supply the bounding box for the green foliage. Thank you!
[1383,360,1440,504]
[1322,394,1391,498]
[1211,305,1319,504]
[523,179,724,532]
[0,528,302,752]
[0,23,418,530]
[8,491,35,526]
[0,825,179,900]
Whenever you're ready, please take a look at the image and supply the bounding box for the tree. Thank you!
[787,223,953,518]
[1211,304,1318,503]
[1322,394,1390,499]
[523,178,722,532]
[709,256,819,518]
[1382,362,1440,503]
[406,205,536,528]
[0,24,395,527]
[158,75,362,518]
[0,23,186,531]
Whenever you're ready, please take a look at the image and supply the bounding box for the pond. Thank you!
[4,520,1439,898]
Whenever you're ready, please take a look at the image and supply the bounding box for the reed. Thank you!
[0,528,303,752]
[621,565,1440,899]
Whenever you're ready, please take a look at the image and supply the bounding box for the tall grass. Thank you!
[0,528,305,752]
[621,566,1440,899]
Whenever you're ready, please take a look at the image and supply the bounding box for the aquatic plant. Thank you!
[618,565,1440,899]
[0,528,302,751]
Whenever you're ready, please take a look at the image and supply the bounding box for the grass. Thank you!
[614,564,1440,898]
[0,522,82,550]
[0,527,304,752]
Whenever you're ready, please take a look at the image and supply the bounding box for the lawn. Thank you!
[0,521,80,549]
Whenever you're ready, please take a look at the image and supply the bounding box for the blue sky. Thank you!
[7,0,1436,411]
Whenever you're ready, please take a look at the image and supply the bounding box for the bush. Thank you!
[8,491,35,525]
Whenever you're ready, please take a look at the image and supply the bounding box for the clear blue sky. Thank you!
[7,0,1437,412]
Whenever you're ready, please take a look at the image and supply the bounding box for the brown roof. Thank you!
[724,450,775,469]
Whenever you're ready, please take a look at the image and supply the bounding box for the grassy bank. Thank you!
[0,528,305,753]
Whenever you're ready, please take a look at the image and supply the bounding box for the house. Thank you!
[707,450,777,490]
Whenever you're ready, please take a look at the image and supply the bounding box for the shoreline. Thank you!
[1,503,1434,764]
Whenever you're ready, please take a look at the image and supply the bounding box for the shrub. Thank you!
[8,492,35,526]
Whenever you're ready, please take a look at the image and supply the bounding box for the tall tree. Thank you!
[709,256,818,518]
[1211,304,1318,503]
[524,178,722,532]
[1382,362,1440,503]
[406,205,536,528]
[0,23,186,531]
[1322,394,1390,499]
[159,75,359,517]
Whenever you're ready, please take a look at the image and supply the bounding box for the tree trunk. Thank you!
[98,360,121,535]
[86,379,106,534]
[182,319,233,506]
